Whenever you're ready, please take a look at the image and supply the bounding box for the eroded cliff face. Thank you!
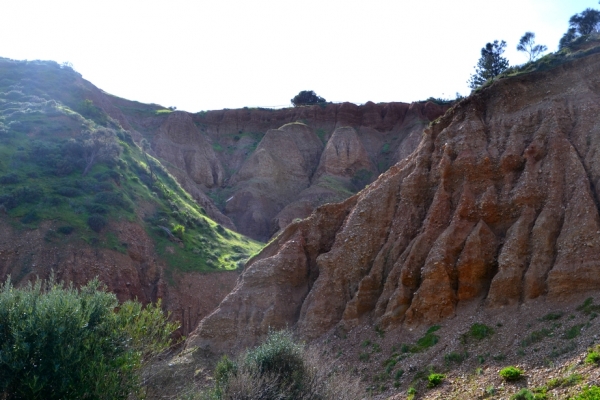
[186,49,600,352]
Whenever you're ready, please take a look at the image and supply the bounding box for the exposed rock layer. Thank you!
[187,50,600,352]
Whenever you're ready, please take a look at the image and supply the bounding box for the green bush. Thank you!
[0,277,177,399]
[511,388,535,400]
[172,224,185,239]
[57,225,75,235]
[586,349,600,365]
[572,385,600,400]
[499,366,524,381]
[87,213,107,232]
[468,323,494,340]
[427,373,445,388]
[203,330,361,400]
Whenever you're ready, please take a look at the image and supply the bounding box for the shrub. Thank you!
[57,225,74,235]
[539,312,563,321]
[564,324,585,339]
[468,323,494,340]
[411,325,440,352]
[172,224,185,239]
[572,385,600,400]
[87,213,107,232]
[427,373,445,388]
[444,351,467,364]
[511,388,535,400]
[499,366,524,381]
[586,349,600,365]
[203,330,361,400]
[0,277,177,399]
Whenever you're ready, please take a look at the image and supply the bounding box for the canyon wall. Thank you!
[187,47,600,352]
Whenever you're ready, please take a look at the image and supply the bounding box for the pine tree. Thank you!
[468,40,510,89]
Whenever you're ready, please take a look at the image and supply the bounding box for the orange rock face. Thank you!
[187,49,600,352]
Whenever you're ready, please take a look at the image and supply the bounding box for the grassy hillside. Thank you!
[0,58,261,275]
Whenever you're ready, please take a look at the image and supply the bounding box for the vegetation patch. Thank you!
[499,366,524,381]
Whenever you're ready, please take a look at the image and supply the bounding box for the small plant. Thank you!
[468,323,494,340]
[172,224,185,239]
[572,385,600,400]
[586,348,600,365]
[375,325,385,338]
[359,352,370,362]
[87,213,107,232]
[427,373,445,388]
[394,369,404,380]
[577,298,600,315]
[361,339,371,348]
[511,388,538,400]
[499,366,524,381]
[539,312,563,321]
[407,386,417,400]
[485,385,496,395]
[444,351,467,364]
[411,325,440,352]
[563,324,584,339]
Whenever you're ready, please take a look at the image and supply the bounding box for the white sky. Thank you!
[1,0,596,112]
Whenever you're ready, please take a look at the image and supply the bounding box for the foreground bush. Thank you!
[499,366,524,381]
[203,330,361,400]
[0,277,177,400]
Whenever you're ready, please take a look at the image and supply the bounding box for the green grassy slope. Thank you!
[0,58,261,274]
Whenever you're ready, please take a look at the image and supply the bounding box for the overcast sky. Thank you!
[1,0,596,112]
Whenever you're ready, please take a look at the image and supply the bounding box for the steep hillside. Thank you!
[187,39,600,354]
[0,59,261,334]
[123,101,447,241]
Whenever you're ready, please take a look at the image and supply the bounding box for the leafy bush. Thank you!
[564,324,585,339]
[572,385,600,400]
[468,323,494,340]
[444,351,467,364]
[0,277,176,399]
[87,213,107,232]
[204,330,361,400]
[577,298,600,315]
[586,349,600,365]
[511,388,535,400]
[427,373,445,388]
[411,325,441,352]
[57,225,74,235]
[172,224,185,239]
[499,366,524,381]
[539,312,563,321]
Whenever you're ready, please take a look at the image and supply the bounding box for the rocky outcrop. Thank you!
[187,48,600,352]
[153,111,225,189]
[225,123,323,240]
[314,126,377,179]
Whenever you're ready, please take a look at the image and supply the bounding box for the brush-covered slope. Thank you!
[187,38,600,352]
[0,59,262,334]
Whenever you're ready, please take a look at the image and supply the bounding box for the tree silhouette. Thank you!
[517,32,547,62]
[468,40,510,89]
[560,8,600,49]
[291,90,326,107]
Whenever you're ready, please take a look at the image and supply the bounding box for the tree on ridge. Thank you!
[517,32,547,62]
[467,40,510,89]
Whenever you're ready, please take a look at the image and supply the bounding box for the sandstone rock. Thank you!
[153,111,225,189]
[186,47,600,352]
